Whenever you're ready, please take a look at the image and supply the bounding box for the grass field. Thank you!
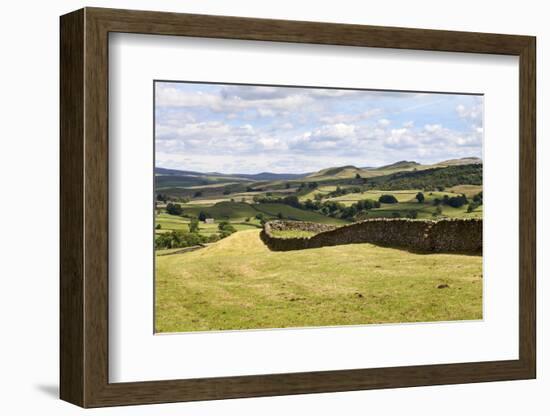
[155,230,482,332]
[253,203,347,225]
[446,184,483,197]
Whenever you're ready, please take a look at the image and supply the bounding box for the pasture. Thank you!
[155,230,482,332]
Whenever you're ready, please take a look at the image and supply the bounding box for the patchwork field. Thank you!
[155,230,483,332]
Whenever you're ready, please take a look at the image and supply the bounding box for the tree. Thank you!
[473,191,483,204]
[379,194,398,204]
[285,182,291,189]
[218,221,236,238]
[207,234,220,243]
[277,212,284,219]
[415,192,425,203]
[165,202,183,216]
[155,230,208,249]
[188,218,199,233]
[198,211,208,222]
[155,224,162,230]
[282,195,300,208]
[446,194,468,208]
[355,173,362,179]
[193,191,203,198]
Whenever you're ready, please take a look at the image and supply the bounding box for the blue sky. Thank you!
[155,81,483,174]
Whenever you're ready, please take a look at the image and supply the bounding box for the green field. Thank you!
[366,201,482,219]
[155,230,482,332]
[253,203,347,225]
[326,189,424,205]
[180,201,259,220]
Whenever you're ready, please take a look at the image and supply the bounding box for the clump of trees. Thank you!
[433,194,468,208]
[198,211,210,222]
[467,191,483,213]
[155,230,210,249]
[379,194,398,204]
[218,221,237,238]
[415,192,425,203]
[165,202,183,215]
[325,186,362,199]
[298,182,319,190]
[188,218,199,233]
[255,213,266,225]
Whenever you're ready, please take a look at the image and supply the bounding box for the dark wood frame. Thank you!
[60,7,536,408]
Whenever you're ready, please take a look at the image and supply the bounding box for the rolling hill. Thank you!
[371,160,421,171]
[155,167,308,181]
[438,157,482,166]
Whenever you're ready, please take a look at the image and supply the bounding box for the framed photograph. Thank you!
[60,7,536,408]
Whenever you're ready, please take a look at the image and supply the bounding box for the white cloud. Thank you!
[157,85,312,113]
[320,109,381,124]
[424,124,442,133]
[456,102,483,120]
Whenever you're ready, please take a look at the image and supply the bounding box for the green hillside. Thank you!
[253,203,347,224]
[181,201,259,220]
[365,164,482,190]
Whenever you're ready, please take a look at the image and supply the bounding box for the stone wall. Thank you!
[266,220,338,234]
[260,218,482,254]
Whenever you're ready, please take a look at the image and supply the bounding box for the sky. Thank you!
[155,81,483,174]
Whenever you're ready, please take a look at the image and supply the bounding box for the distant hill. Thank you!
[371,160,421,171]
[308,165,360,178]
[365,163,482,190]
[231,172,308,181]
[155,167,308,181]
[437,157,482,166]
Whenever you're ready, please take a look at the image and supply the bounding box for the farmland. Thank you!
[154,158,483,332]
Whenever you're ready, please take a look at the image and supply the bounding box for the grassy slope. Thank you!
[181,202,259,220]
[447,184,483,197]
[175,201,347,224]
[155,230,482,332]
[253,203,347,224]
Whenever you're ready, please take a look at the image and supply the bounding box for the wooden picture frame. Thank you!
[60,7,536,408]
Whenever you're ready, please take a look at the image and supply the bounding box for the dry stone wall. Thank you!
[261,218,482,254]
